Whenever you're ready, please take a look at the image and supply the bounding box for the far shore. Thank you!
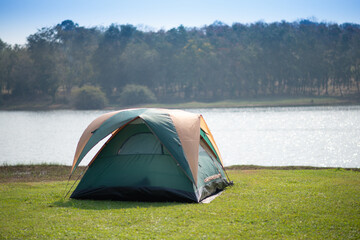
[1,96,359,111]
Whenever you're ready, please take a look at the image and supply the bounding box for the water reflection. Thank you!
[0,106,359,168]
[188,106,360,168]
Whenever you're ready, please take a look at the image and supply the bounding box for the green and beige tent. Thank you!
[70,108,231,203]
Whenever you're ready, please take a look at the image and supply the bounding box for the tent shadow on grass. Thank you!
[52,199,185,210]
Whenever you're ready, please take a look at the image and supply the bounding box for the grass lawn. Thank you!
[0,168,359,239]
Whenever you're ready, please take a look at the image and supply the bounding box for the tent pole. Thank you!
[63,166,89,199]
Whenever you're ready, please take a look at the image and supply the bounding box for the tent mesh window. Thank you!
[118,133,163,155]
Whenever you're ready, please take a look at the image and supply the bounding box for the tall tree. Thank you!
[54,20,100,96]
[27,27,59,100]
[92,24,136,96]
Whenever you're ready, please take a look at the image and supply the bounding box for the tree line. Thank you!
[1,19,360,107]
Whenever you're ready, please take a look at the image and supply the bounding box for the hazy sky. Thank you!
[1,0,359,45]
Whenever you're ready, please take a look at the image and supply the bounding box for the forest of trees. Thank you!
[0,19,360,108]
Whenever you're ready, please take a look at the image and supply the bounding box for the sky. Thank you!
[0,0,360,45]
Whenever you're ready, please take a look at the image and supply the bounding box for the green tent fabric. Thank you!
[71,108,145,175]
[70,108,231,203]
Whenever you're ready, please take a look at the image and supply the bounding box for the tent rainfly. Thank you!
[69,108,231,203]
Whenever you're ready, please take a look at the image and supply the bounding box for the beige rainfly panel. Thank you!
[71,110,124,173]
[168,109,201,185]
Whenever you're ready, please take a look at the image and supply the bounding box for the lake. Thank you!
[0,106,359,168]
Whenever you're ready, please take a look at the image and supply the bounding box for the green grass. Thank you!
[1,169,359,239]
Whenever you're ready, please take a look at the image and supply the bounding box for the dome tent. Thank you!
[70,108,231,203]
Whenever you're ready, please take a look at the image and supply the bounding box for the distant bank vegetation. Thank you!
[0,19,359,109]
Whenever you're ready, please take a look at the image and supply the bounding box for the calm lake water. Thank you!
[0,106,359,168]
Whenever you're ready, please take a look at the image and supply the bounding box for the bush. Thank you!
[72,86,108,110]
[119,84,157,106]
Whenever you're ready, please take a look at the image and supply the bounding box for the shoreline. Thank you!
[1,164,358,183]
[1,96,359,111]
